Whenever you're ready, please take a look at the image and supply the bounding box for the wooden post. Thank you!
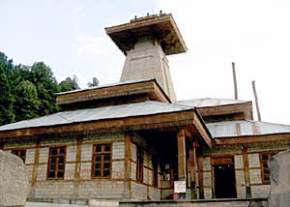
[74,137,82,180]
[197,156,204,199]
[188,141,197,198]
[124,134,132,199]
[177,128,187,199]
[177,128,186,180]
[73,137,83,197]
[232,62,239,100]
[31,139,40,197]
[242,146,252,198]
[252,80,262,121]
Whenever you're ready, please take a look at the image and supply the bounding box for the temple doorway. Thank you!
[213,157,237,198]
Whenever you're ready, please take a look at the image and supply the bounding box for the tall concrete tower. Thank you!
[105,13,187,101]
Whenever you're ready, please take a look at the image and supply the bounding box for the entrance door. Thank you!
[213,157,237,198]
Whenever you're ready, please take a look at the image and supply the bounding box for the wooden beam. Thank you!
[177,128,186,180]
[214,133,290,145]
[197,155,204,199]
[190,140,198,199]
[31,140,40,197]
[124,134,132,199]
[74,137,82,180]
[57,79,170,106]
[193,112,213,148]
[242,146,252,198]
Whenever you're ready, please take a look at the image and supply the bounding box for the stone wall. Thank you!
[202,157,212,199]
[3,132,129,201]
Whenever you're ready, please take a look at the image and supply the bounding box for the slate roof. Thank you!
[207,120,290,138]
[0,101,192,132]
[177,98,250,108]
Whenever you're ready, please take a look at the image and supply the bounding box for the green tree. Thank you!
[9,64,31,87]
[59,75,80,92]
[29,62,60,116]
[0,52,15,125]
[88,77,99,87]
[14,80,40,121]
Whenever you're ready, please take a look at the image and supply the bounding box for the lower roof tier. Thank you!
[208,120,290,138]
[0,101,191,132]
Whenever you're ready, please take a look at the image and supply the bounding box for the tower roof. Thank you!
[105,13,187,55]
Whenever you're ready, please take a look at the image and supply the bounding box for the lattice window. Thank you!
[11,149,26,162]
[92,144,112,177]
[47,146,66,179]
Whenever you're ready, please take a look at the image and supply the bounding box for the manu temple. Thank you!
[1,13,290,202]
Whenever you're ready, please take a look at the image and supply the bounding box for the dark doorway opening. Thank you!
[213,157,237,198]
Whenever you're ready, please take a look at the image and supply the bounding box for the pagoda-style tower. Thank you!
[105,12,187,101]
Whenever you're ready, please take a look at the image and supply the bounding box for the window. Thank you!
[12,149,26,162]
[92,144,111,177]
[152,159,158,187]
[260,152,276,184]
[136,146,144,182]
[47,146,66,179]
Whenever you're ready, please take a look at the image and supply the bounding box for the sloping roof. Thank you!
[207,120,290,138]
[105,13,187,55]
[0,101,192,132]
[177,98,250,108]
[56,79,155,96]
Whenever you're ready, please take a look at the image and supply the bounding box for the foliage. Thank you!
[30,62,60,115]
[59,75,80,92]
[0,51,95,125]
[0,52,14,125]
[88,77,99,87]
[14,80,40,121]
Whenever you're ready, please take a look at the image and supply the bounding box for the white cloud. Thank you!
[74,35,108,58]
[154,0,290,124]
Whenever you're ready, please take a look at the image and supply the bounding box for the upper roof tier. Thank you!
[56,79,170,110]
[105,12,187,55]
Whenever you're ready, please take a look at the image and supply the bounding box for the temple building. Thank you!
[0,13,290,202]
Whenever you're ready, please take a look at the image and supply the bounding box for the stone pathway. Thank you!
[26,202,87,207]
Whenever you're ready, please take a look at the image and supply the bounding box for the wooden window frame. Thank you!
[47,146,66,180]
[136,146,144,183]
[11,149,26,163]
[260,152,276,184]
[91,143,112,178]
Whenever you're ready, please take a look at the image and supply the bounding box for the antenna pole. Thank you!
[232,62,238,100]
[252,80,262,121]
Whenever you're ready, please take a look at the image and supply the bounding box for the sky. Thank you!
[0,0,290,124]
